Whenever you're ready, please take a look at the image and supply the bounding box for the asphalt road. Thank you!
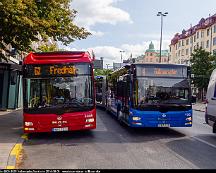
[18,109,216,169]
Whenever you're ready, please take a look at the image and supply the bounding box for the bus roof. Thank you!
[133,63,189,67]
[23,51,95,65]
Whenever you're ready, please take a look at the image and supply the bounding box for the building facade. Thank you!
[136,42,169,64]
[170,14,216,65]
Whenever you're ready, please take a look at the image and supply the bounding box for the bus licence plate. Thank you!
[52,127,68,132]
[158,124,170,127]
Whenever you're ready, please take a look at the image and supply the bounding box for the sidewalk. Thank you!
[0,110,23,169]
[192,102,206,112]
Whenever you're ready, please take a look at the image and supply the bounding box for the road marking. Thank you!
[192,136,216,149]
[6,143,23,169]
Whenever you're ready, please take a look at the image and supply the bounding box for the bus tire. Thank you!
[213,122,216,133]
[117,110,120,120]
[205,114,208,124]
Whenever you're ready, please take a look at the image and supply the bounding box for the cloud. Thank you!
[60,40,171,68]
[71,0,132,36]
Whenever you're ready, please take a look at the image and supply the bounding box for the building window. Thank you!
[197,42,199,48]
[190,37,193,44]
[178,42,181,48]
[213,37,216,46]
[150,58,152,62]
[214,25,216,33]
[190,47,192,54]
[201,31,204,38]
[178,50,181,56]
[197,31,199,39]
[207,29,210,36]
[186,49,189,55]
[150,53,153,56]
[181,49,184,56]
[194,35,196,42]
[186,39,189,45]
[201,41,204,48]
[206,40,209,48]
[182,40,185,46]
[175,44,177,50]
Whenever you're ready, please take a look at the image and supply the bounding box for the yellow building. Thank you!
[137,42,169,63]
[170,14,216,65]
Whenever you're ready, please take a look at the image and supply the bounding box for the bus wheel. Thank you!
[205,114,208,124]
[213,122,216,133]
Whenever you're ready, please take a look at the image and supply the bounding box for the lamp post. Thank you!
[106,64,110,69]
[120,50,125,68]
[157,12,168,63]
[120,50,125,63]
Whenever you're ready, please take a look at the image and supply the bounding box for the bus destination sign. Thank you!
[34,65,77,76]
[24,64,90,78]
[136,65,187,78]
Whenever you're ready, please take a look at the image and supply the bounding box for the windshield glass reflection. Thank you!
[133,77,190,108]
[25,76,94,110]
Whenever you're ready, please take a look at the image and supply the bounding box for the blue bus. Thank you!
[106,63,193,128]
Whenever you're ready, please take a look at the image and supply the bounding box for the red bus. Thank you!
[22,51,96,133]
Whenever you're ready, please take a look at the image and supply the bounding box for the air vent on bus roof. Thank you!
[32,51,85,60]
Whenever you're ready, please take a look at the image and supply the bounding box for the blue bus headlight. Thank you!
[186,117,192,121]
[132,117,141,121]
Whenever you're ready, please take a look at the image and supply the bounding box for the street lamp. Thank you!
[157,12,168,63]
[106,64,110,69]
[120,50,125,63]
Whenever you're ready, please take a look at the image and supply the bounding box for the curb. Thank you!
[6,134,28,169]
[193,109,205,112]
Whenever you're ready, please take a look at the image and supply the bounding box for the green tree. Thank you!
[191,48,216,100]
[38,43,58,52]
[94,69,113,76]
[0,0,91,61]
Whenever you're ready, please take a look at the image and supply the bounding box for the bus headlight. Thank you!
[186,117,192,121]
[86,118,94,123]
[25,122,33,126]
[132,117,141,121]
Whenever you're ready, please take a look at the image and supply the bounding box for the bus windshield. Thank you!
[133,77,190,109]
[24,76,94,113]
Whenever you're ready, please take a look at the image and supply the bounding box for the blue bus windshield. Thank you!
[133,77,190,109]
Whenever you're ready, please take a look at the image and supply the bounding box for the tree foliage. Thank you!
[94,69,113,76]
[0,0,91,60]
[38,43,58,52]
[191,48,216,90]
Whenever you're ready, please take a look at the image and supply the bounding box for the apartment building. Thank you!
[170,14,216,65]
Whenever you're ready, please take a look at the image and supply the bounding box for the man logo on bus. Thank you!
[34,67,41,76]
[162,114,167,118]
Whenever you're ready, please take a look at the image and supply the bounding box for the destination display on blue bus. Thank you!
[136,65,188,78]
[24,63,91,77]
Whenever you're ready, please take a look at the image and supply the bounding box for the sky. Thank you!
[59,0,216,68]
